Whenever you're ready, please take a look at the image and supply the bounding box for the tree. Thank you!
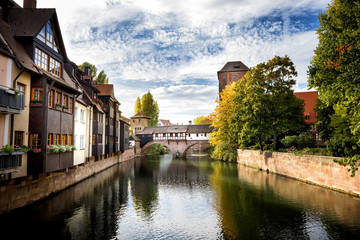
[95,70,109,84]
[134,92,159,127]
[134,97,142,114]
[210,83,238,161]
[78,62,97,79]
[308,0,360,175]
[78,62,109,84]
[235,56,305,150]
[194,116,207,125]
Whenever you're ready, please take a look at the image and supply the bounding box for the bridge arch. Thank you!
[141,141,171,156]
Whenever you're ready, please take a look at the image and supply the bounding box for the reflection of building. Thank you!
[130,112,150,134]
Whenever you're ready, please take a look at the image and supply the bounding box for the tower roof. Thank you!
[218,61,249,73]
[130,112,151,119]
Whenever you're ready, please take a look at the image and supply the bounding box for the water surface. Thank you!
[1,154,360,239]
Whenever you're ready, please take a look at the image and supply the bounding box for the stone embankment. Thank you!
[0,149,135,214]
[237,150,360,197]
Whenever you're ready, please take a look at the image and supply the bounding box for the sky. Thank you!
[15,0,330,124]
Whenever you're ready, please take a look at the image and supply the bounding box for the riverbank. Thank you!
[0,149,135,214]
[237,150,360,197]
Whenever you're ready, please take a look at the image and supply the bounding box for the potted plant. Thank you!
[70,145,76,151]
[65,145,72,152]
[1,144,14,154]
[57,145,66,152]
[48,145,60,153]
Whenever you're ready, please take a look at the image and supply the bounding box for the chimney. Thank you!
[84,65,90,76]
[189,120,192,125]
[23,0,37,8]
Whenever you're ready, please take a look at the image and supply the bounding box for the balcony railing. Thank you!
[0,152,23,171]
[0,86,25,114]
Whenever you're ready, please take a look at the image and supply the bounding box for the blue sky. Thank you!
[15,0,330,123]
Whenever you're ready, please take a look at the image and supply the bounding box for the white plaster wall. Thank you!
[74,102,87,165]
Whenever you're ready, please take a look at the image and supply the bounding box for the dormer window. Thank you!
[37,20,60,53]
[35,48,62,77]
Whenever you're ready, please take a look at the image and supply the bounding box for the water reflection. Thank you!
[0,154,359,240]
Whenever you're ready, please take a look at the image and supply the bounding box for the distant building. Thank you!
[294,91,318,125]
[158,119,172,126]
[217,61,249,93]
[130,112,150,134]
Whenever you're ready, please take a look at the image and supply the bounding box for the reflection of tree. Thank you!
[209,162,308,239]
[131,157,160,219]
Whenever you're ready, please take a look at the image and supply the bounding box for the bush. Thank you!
[281,133,316,150]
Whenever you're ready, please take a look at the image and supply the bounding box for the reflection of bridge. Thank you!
[134,125,213,158]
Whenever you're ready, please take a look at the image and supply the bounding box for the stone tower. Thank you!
[217,61,249,93]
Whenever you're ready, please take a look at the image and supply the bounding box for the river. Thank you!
[1,153,360,239]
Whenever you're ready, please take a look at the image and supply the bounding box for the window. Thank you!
[62,134,67,145]
[31,87,43,101]
[163,133,166,137]
[175,133,178,137]
[80,109,85,122]
[34,47,62,77]
[98,134,102,144]
[74,107,79,120]
[69,98,74,113]
[170,133,173,137]
[63,95,68,109]
[49,57,61,77]
[30,133,40,148]
[155,133,158,137]
[36,20,60,53]
[16,83,26,95]
[35,48,48,70]
[48,89,54,108]
[14,131,24,146]
[196,133,199,137]
[54,134,60,145]
[305,115,310,120]
[92,134,96,144]
[80,135,85,149]
[68,135,72,145]
[233,75,236,79]
[47,133,53,145]
[56,92,61,105]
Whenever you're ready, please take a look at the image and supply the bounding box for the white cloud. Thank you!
[14,0,329,123]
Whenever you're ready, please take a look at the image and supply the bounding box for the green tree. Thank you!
[308,0,360,174]
[134,97,142,114]
[95,70,109,84]
[135,92,159,127]
[194,116,206,125]
[236,56,305,150]
[78,62,109,84]
[78,62,97,79]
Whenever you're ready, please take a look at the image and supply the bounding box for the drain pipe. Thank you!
[10,68,25,145]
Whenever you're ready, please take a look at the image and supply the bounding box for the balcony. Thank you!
[0,86,25,114]
[0,152,23,174]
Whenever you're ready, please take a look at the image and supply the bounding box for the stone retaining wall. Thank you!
[237,150,360,197]
[0,149,135,214]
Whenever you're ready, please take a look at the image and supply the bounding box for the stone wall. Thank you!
[237,150,360,197]
[0,149,135,214]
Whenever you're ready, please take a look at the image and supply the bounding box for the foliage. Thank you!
[194,115,213,125]
[281,133,316,150]
[57,145,66,153]
[147,144,167,155]
[95,70,109,84]
[333,155,360,177]
[210,83,238,162]
[134,97,142,114]
[1,145,14,153]
[71,145,76,151]
[78,62,97,79]
[78,62,109,84]
[308,0,360,175]
[48,145,60,153]
[134,92,159,127]
[234,55,305,151]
